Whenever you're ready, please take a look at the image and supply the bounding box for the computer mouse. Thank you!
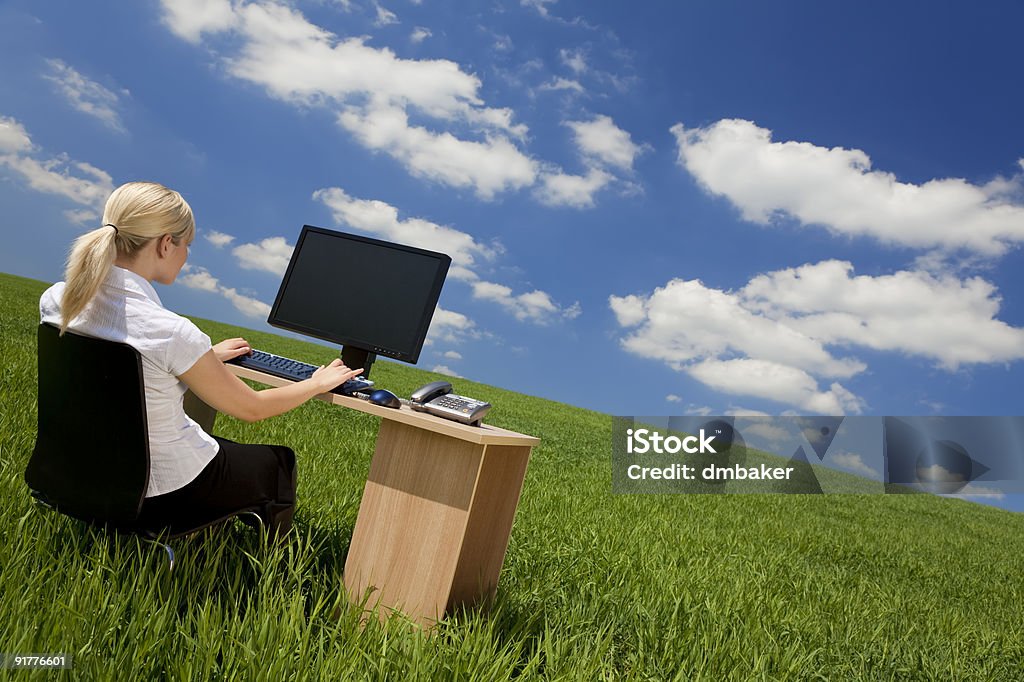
[368,389,402,409]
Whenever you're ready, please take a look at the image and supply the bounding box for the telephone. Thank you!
[409,380,491,426]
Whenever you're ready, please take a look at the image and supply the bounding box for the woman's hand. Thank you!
[213,337,251,362]
[310,358,364,392]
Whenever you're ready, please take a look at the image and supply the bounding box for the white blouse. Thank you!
[40,265,220,497]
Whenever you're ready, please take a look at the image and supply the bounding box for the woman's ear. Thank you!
[157,233,173,258]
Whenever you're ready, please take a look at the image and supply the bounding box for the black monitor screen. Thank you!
[268,226,451,364]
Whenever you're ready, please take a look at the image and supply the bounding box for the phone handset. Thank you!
[409,380,453,405]
[408,380,491,426]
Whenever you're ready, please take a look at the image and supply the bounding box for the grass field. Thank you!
[2,270,1023,680]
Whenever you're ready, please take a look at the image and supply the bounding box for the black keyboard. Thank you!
[227,349,374,396]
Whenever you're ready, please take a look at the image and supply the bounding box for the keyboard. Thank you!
[227,349,374,396]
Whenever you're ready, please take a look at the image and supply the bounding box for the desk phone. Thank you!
[409,381,491,426]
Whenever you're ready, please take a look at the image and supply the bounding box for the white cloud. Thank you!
[205,230,235,248]
[0,115,113,223]
[232,236,294,276]
[672,118,1024,255]
[688,358,863,415]
[534,167,612,208]
[537,77,585,94]
[665,394,682,403]
[559,48,587,75]
[410,26,431,43]
[725,407,771,417]
[742,260,1024,369]
[610,260,1024,412]
[609,294,646,327]
[159,0,237,43]
[830,451,880,480]
[426,306,478,345]
[179,265,271,318]
[178,265,219,292]
[743,422,793,446]
[313,186,496,281]
[567,115,642,172]
[610,276,864,379]
[43,59,127,132]
[521,0,557,18]
[431,365,463,378]
[336,104,536,198]
[158,0,536,199]
[0,117,32,153]
[443,350,463,360]
[315,188,577,324]
[373,2,398,26]
[472,280,579,323]
[944,483,1007,501]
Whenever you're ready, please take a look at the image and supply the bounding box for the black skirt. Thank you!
[137,435,296,535]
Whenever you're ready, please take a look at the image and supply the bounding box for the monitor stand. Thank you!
[341,346,376,379]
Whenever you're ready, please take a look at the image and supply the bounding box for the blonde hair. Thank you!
[60,181,195,333]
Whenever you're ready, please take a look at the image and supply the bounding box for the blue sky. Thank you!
[2,0,1024,450]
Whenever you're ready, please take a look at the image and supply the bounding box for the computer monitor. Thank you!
[267,225,452,378]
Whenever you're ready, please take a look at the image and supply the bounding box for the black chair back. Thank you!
[26,323,150,525]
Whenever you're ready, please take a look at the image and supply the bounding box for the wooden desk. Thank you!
[225,365,540,627]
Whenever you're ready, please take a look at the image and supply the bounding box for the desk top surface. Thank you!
[228,365,541,447]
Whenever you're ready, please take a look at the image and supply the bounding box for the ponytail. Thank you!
[60,226,118,334]
[58,181,195,334]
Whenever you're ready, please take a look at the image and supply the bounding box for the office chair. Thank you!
[25,323,262,572]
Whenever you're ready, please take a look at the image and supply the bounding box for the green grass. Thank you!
[2,270,1023,680]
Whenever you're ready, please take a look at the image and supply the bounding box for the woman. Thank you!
[39,181,361,535]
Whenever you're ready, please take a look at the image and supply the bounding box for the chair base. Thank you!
[29,490,265,572]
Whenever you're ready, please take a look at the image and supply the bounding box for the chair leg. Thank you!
[238,510,265,530]
[143,537,176,573]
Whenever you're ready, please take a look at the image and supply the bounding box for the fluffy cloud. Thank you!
[159,0,536,199]
[159,0,237,43]
[0,115,114,224]
[534,167,612,208]
[373,3,398,27]
[314,186,496,281]
[688,358,863,415]
[443,350,463,360]
[946,483,1007,501]
[204,230,235,248]
[521,0,557,18]
[315,187,579,323]
[611,276,863,379]
[0,117,32,153]
[742,260,1024,369]
[179,265,271,318]
[431,365,463,378]
[472,280,579,323]
[830,451,880,480]
[537,77,585,94]
[43,59,127,132]
[533,115,643,207]
[610,260,1024,413]
[232,236,294,276]
[425,306,478,345]
[566,115,642,172]
[559,48,587,74]
[672,118,1024,255]
[410,26,431,43]
[336,105,535,199]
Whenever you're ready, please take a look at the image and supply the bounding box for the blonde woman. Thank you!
[40,181,361,535]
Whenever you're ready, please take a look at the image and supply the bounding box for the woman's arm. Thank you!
[179,350,362,423]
